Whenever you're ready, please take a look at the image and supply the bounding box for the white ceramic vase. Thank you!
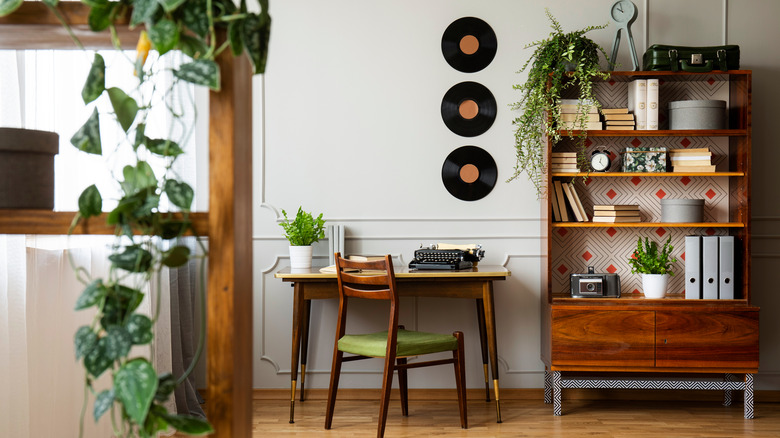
[289,245,313,269]
[642,273,669,299]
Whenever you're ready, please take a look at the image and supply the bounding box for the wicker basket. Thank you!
[0,127,59,209]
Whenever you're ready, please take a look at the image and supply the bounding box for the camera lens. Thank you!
[586,282,595,291]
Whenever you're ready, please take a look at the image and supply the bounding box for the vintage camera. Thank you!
[570,266,620,298]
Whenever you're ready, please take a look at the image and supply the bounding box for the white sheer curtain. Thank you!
[1,45,208,437]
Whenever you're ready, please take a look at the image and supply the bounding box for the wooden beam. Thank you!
[0,210,208,236]
[206,32,254,437]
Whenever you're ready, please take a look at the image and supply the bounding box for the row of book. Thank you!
[550,180,587,222]
[550,152,579,173]
[602,107,635,130]
[628,79,659,130]
[558,99,601,130]
[670,147,716,172]
[593,204,640,223]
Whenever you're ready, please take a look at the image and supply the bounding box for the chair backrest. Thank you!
[333,253,399,347]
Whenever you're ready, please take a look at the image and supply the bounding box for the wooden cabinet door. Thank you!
[552,309,655,368]
[656,311,759,369]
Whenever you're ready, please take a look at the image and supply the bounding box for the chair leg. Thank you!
[325,350,344,429]
[453,331,468,429]
[377,354,395,438]
[397,357,409,416]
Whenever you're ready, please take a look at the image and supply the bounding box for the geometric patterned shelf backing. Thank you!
[551,76,736,297]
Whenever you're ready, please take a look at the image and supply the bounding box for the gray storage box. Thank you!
[668,100,726,130]
[661,198,704,222]
[0,127,59,209]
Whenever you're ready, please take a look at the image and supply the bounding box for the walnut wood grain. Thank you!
[0,210,208,236]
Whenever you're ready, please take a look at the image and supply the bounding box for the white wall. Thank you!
[253,0,780,390]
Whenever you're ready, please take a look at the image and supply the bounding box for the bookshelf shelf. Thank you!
[551,171,745,177]
[551,222,744,228]
[558,129,747,137]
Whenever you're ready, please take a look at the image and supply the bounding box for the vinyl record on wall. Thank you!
[441,145,497,201]
[441,81,497,137]
[441,17,498,73]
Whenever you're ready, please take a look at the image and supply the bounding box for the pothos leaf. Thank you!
[104,326,133,360]
[178,34,209,60]
[126,314,153,345]
[161,245,190,268]
[84,336,112,378]
[181,0,208,38]
[158,412,213,435]
[75,279,106,310]
[145,137,183,157]
[164,179,193,210]
[228,18,245,57]
[93,389,115,422]
[78,184,102,218]
[107,87,139,132]
[0,0,24,16]
[121,161,157,195]
[74,325,98,360]
[242,12,271,74]
[130,0,159,27]
[173,59,220,91]
[109,245,153,273]
[70,108,102,154]
[82,53,105,104]
[114,359,158,425]
[148,18,179,56]
[156,0,186,13]
[87,3,114,32]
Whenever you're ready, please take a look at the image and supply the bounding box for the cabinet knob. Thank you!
[664,339,668,344]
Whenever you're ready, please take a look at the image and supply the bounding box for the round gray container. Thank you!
[669,100,726,130]
[661,198,704,223]
[0,127,59,209]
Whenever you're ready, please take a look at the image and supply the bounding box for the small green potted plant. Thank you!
[509,8,610,196]
[628,236,677,298]
[280,207,326,269]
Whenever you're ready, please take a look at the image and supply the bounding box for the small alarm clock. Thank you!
[591,149,611,172]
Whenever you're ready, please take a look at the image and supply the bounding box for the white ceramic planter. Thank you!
[289,245,313,269]
[642,273,669,299]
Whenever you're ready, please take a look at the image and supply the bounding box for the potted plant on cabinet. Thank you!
[279,207,326,269]
[509,8,610,196]
[628,236,677,298]
[2,0,270,436]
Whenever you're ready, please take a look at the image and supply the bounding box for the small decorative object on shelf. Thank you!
[628,236,677,298]
[608,0,639,70]
[280,207,327,269]
[592,204,640,223]
[590,149,611,172]
[621,146,667,172]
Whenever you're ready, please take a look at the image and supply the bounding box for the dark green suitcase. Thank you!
[642,44,740,72]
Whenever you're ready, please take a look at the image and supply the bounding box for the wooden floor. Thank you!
[253,397,780,437]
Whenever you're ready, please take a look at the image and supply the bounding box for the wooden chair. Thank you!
[324,253,467,437]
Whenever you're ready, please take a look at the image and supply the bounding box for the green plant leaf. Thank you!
[130,0,159,27]
[78,184,103,218]
[121,161,157,195]
[145,137,183,157]
[164,179,193,210]
[148,18,179,56]
[157,220,189,240]
[84,337,112,377]
[126,314,153,345]
[0,0,22,16]
[104,326,133,360]
[70,108,102,154]
[242,12,271,74]
[143,405,170,436]
[228,18,245,57]
[107,87,139,132]
[75,325,98,360]
[94,389,115,422]
[133,124,146,150]
[181,0,208,38]
[156,0,185,13]
[101,285,145,329]
[161,245,190,268]
[173,59,220,91]
[88,3,114,32]
[178,34,209,60]
[279,207,326,246]
[114,358,158,425]
[81,0,107,7]
[154,373,177,402]
[159,412,213,435]
[75,279,106,310]
[82,53,105,104]
[109,245,153,273]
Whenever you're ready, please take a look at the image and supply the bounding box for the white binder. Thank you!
[684,236,702,299]
[719,236,735,299]
[702,236,719,299]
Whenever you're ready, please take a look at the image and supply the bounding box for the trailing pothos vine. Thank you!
[509,9,609,197]
[1,0,270,436]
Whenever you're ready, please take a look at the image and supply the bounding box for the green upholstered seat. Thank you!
[338,329,458,358]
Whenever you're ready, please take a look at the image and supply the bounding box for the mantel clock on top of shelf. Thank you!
[608,0,639,70]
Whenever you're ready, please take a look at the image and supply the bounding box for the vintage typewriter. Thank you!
[408,243,484,270]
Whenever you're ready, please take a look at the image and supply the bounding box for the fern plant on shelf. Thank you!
[509,8,610,196]
[629,236,677,299]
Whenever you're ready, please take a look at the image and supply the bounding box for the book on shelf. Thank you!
[593,210,643,217]
[671,159,713,166]
[560,113,601,122]
[669,148,711,154]
[603,113,634,121]
[628,79,647,130]
[605,125,635,130]
[552,180,570,222]
[601,107,629,115]
[594,204,639,211]
[592,215,642,223]
[568,182,589,222]
[550,184,562,222]
[551,152,577,158]
[605,120,636,126]
[551,167,579,173]
[670,154,713,161]
[560,121,603,130]
[646,78,659,130]
[561,183,584,221]
[551,157,578,164]
[672,165,717,172]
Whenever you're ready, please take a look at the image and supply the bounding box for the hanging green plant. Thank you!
[509,8,610,196]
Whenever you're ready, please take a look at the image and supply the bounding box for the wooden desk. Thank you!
[275,265,510,424]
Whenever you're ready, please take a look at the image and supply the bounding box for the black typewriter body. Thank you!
[408,245,484,270]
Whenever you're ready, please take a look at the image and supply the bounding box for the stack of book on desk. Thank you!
[601,108,635,130]
[550,152,579,173]
[670,148,715,172]
[558,99,602,131]
[592,204,641,222]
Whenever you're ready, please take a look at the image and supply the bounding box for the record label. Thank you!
[441,17,497,73]
[441,146,497,201]
[441,81,497,137]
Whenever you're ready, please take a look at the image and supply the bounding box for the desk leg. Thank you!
[289,283,305,424]
[475,299,491,402]
[482,282,502,423]
[300,299,312,402]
